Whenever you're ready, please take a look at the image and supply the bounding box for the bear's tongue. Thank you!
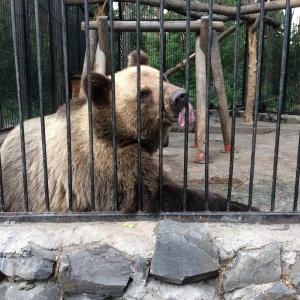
[178,103,195,127]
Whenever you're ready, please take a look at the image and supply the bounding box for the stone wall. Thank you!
[0,220,300,299]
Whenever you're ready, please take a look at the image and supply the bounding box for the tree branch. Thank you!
[218,21,246,43]
[250,14,261,34]
[164,21,248,77]
[164,53,195,78]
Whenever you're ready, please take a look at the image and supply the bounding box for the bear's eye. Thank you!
[139,90,150,102]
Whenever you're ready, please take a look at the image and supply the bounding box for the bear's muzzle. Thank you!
[169,89,187,113]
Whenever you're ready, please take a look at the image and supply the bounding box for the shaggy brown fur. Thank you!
[0,51,256,212]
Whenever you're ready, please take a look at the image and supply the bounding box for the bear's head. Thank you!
[83,50,186,154]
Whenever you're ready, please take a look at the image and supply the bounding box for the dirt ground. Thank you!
[1,116,299,213]
[159,117,300,213]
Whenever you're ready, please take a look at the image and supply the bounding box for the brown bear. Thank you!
[0,50,254,212]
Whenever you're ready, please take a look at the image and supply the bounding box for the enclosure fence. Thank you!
[0,0,300,223]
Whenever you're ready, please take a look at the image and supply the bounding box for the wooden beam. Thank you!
[65,0,103,4]
[195,27,207,162]
[211,30,231,152]
[66,0,300,16]
[79,30,98,98]
[82,20,224,32]
[97,16,111,75]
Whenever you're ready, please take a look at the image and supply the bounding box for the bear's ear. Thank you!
[127,50,150,67]
[83,72,111,105]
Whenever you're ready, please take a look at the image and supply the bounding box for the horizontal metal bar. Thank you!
[82,20,224,32]
[1,212,300,224]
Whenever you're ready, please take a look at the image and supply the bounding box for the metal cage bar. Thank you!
[61,0,73,211]
[158,0,165,212]
[227,0,242,211]
[271,0,292,211]
[182,0,191,212]
[34,0,50,211]
[248,0,265,210]
[294,131,300,212]
[204,1,214,211]
[10,0,29,212]
[136,0,142,211]
[0,155,3,212]
[84,0,96,211]
[109,0,119,211]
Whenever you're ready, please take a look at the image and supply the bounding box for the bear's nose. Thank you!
[169,89,186,112]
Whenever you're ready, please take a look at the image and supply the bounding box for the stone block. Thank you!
[0,244,55,281]
[291,257,300,290]
[150,220,220,284]
[223,242,281,292]
[59,244,133,298]
[0,281,60,300]
[224,282,296,300]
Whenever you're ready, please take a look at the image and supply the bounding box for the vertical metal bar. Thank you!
[204,1,213,210]
[248,0,265,210]
[66,6,71,87]
[84,0,95,211]
[242,29,249,106]
[182,0,191,211]
[76,6,81,70]
[109,0,119,211]
[10,0,29,212]
[34,0,50,211]
[136,0,142,211]
[0,6,3,128]
[227,0,242,210]
[0,95,2,129]
[22,0,32,119]
[294,131,300,212]
[48,0,57,114]
[61,0,73,211]
[158,0,164,212]
[0,154,3,212]
[271,1,291,211]
[118,2,122,71]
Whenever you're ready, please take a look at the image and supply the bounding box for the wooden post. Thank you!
[211,30,231,153]
[120,3,131,68]
[79,30,98,98]
[244,21,257,122]
[93,44,106,74]
[98,16,111,75]
[195,20,208,162]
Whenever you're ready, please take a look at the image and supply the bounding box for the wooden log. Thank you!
[93,44,106,74]
[97,16,111,75]
[82,20,224,32]
[218,21,246,43]
[66,0,300,16]
[79,30,98,98]
[66,0,103,4]
[244,22,257,122]
[195,29,207,162]
[164,53,195,78]
[211,30,231,152]
[120,3,132,68]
